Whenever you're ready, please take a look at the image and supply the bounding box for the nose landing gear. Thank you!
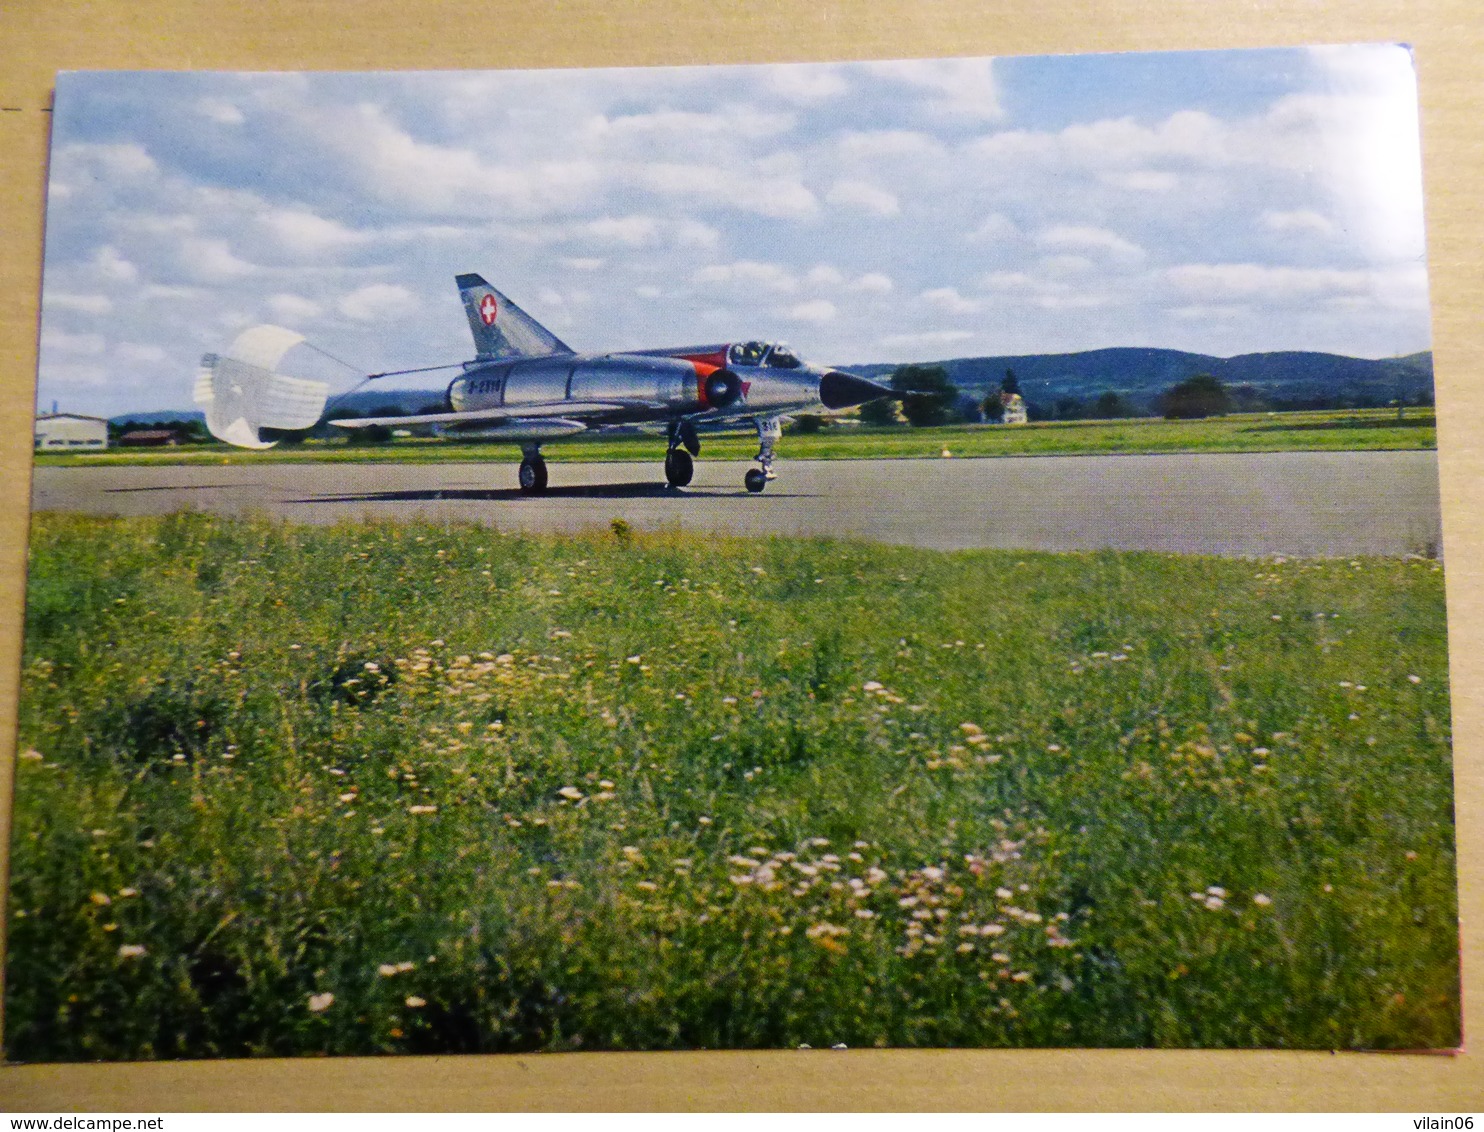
[746,416,782,493]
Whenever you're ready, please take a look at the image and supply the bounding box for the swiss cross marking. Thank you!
[478,294,498,327]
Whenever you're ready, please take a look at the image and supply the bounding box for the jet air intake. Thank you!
[703,369,743,409]
[819,370,894,410]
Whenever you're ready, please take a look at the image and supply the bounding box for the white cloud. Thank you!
[58,142,158,180]
[825,179,900,217]
[45,292,112,315]
[93,246,138,283]
[784,299,837,323]
[178,237,256,282]
[1100,170,1178,193]
[1034,293,1109,310]
[1039,254,1095,275]
[141,284,205,302]
[41,329,105,355]
[260,209,367,255]
[266,293,324,323]
[920,286,980,314]
[39,362,108,387]
[560,257,605,271]
[968,213,1018,242]
[337,283,418,322]
[965,111,1224,171]
[128,213,197,238]
[584,216,660,247]
[1262,209,1334,235]
[877,329,975,349]
[197,98,245,125]
[116,342,168,364]
[1173,303,1248,321]
[553,215,719,250]
[1166,262,1396,302]
[319,102,601,217]
[674,220,721,248]
[805,265,845,287]
[849,272,893,294]
[836,129,945,161]
[765,65,850,104]
[693,261,798,293]
[865,58,1001,120]
[1037,224,1145,262]
[1264,47,1425,260]
[980,271,1040,291]
[635,162,818,218]
[960,47,1424,267]
[589,106,795,143]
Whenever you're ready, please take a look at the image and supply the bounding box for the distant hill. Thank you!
[846,349,1434,414]
[108,409,207,426]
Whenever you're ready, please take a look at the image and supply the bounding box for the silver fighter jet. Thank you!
[195,272,895,493]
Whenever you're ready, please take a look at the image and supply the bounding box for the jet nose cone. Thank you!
[819,369,894,410]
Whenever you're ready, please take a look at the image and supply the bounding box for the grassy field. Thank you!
[33,408,1436,468]
[4,512,1459,1058]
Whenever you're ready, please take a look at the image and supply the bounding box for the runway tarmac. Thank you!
[31,450,1442,557]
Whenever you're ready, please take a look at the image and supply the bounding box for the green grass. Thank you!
[34,408,1436,468]
[4,512,1459,1058]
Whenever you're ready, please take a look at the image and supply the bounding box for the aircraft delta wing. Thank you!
[196,272,895,493]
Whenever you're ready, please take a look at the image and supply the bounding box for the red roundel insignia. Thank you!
[478,293,498,327]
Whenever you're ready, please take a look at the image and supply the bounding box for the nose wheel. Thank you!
[518,449,548,494]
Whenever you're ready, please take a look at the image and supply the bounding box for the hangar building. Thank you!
[35,413,108,451]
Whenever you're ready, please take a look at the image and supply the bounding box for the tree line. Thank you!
[828,365,1432,430]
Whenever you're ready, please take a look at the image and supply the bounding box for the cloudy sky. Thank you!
[37,44,1430,416]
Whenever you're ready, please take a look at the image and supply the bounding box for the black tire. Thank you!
[664,448,694,487]
[518,457,548,494]
[744,468,767,493]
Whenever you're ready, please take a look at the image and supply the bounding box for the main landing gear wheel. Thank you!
[744,468,768,493]
[518,456,548,494]
[664,448,694,487]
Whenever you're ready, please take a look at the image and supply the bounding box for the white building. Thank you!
[996,392,1029,425]
[35,413,108,451]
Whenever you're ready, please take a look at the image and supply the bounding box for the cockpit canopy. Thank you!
[727,341,802,370]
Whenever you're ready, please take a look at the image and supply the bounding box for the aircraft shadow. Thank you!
[291,483,802,504]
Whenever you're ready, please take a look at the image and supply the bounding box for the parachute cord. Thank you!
[320,376,386,419]
[301,341,464,420]
[302,341,368,375]
[365,362,466,380]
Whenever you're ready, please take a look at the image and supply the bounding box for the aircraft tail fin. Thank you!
[455,273,574,360]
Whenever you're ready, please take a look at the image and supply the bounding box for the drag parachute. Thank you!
[194,325,330,449]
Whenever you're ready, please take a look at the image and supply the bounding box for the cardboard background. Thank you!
[0,0,1478,1111]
